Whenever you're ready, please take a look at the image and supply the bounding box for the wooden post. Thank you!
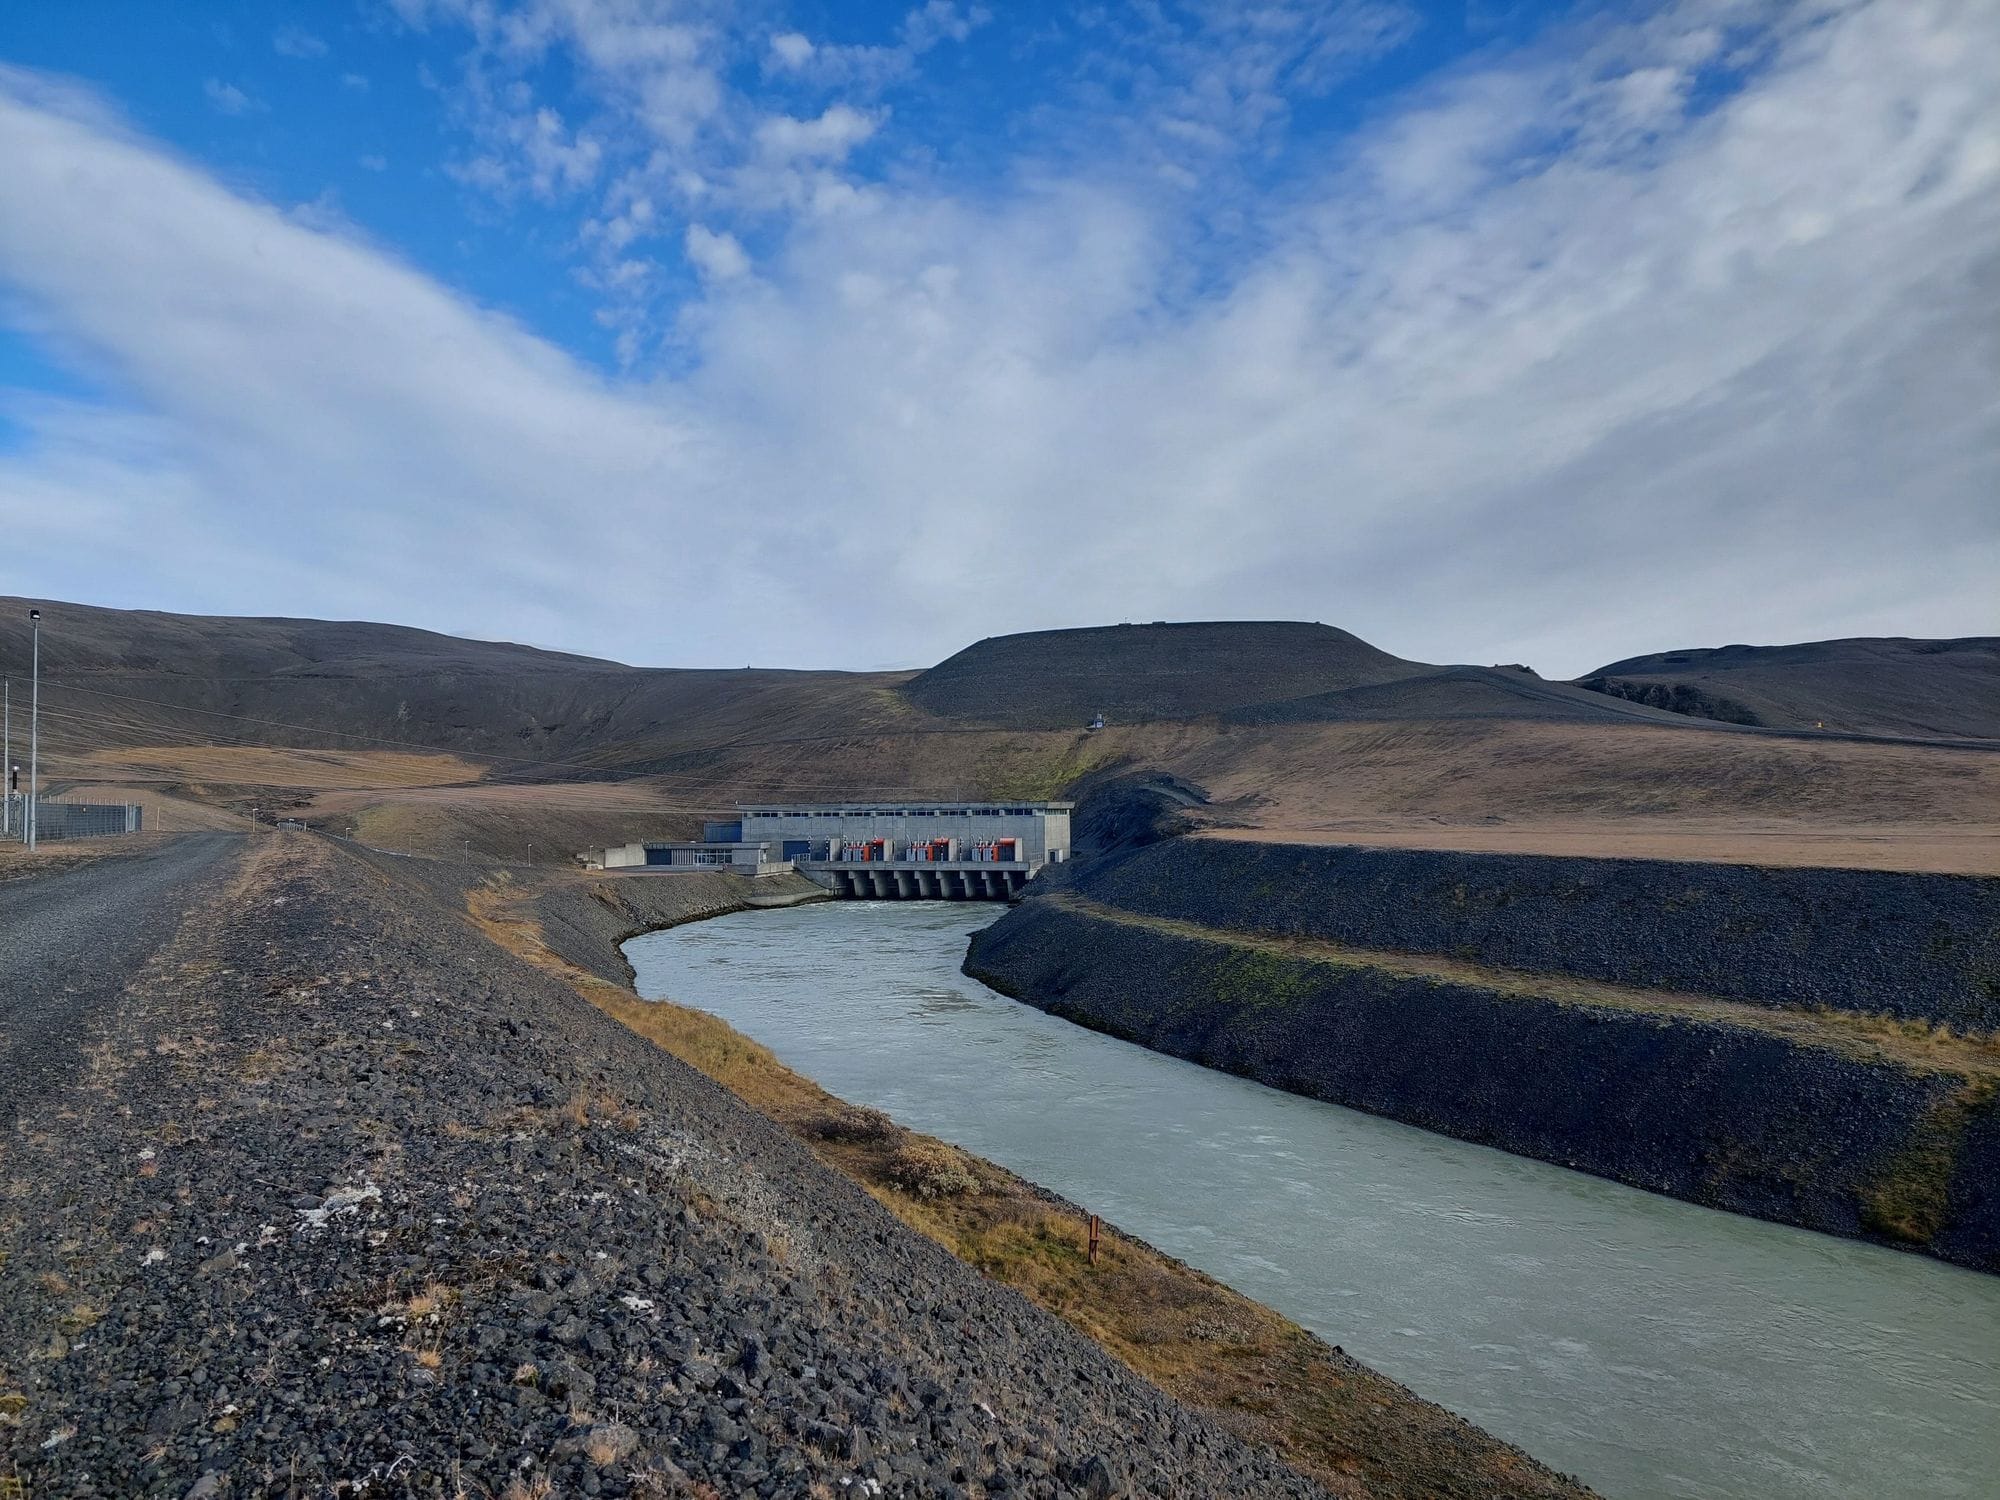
[1087,1213,1101,1265]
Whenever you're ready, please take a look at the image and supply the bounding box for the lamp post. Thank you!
[26,608,39,851]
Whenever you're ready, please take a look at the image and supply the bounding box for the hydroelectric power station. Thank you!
[591,801,1072,900]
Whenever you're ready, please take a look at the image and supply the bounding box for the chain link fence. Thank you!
[2,796,145,843]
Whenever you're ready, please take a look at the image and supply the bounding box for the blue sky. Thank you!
[0,1,1993,671]
[3,2,1565,375]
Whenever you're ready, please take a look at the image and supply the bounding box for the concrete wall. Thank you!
[811,864,1028,900]
[740,804,1071,868]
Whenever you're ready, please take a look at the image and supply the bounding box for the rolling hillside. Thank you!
[8,598,1997,873]
[1576,637,2000,740]
[899,621,1429,729]
[899,621,1708,731]
[0,597,911,775]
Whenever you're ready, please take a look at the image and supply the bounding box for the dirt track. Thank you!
[0,832,241,1119]
[0,835,1343,1498]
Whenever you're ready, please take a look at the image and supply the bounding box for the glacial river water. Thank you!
[625,901,2000,1500]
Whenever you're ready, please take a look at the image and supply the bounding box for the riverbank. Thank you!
[0,834,1339,1497]
[464,860,1593,1498]
[966,839,2000,1273]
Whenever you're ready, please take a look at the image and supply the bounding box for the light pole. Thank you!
[26,608,39,851]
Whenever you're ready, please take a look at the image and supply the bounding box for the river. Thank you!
[625,900,2000,1500]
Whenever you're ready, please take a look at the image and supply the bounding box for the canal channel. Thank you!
[625,900,2000,1500]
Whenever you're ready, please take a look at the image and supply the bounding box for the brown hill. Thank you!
[8,600,1997,874]
[1229,664,1685,726]
[1576,637,2000,740]
[898,621,1432,729]
[0,597,910,776]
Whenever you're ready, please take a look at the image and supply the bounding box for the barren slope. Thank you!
[1576,636,2000,739]
[18,600,1999,875]
[899,621,1430,729]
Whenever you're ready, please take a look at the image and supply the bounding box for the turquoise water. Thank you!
[626,901,2000,1500]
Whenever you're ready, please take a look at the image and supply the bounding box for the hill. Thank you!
[1228,664,1684,726]
[899,620,1431,729]
[0,597,910,773]
[1576,637,2000,739]
[9,599,1998,874]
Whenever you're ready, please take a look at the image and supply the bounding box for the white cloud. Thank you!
[684,223,749,281]
[2,0,1997,675]
[447,104,602,199]
[751,3,989,93]
[359,154,388,172]
[767,33,815,72]
[202,79,259,116]
[273,26,329,60]
[754,104,881,163]
[900,1,990,53]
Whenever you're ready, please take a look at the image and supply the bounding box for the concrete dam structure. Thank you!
[596,802,1072,899]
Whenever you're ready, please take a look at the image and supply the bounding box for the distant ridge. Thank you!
[898,621,1426,730]
[1576,636,2000,740]
[900,621,1695,730]
[0,597,904,766]
[1227,664,1683,726]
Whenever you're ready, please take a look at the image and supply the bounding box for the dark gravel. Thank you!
[0,834,1329,1499]
[967,896,2000,1273]
[0,832,242,1121]
[1058,837,2000,1028]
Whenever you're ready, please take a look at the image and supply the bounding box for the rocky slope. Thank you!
[966,840,2000,1273]
[1053,838,2000,1029]
[0,834,1333,1498]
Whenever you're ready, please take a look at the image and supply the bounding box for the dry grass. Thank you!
[74,745,485,791]
[0,841,139,882]
[1177,719,2000,874]
[39,782,260,835]
[1199,819,2000,878]
[403,1282,451,1320]
[883,1138,985,1199]
[465,873,1583,1499]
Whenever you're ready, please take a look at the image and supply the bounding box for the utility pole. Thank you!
[3,676,10,839]
[26,608,39,851]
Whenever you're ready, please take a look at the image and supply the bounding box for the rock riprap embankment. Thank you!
[969,839,2000,1274]
[1058,838,2000,1029]
[0,834,1327,1498]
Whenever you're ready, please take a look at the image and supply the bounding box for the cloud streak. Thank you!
[0,0,1995,676]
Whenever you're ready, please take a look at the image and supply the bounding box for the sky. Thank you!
[0,1,1993,675]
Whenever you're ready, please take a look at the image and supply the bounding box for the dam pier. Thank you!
[591,800,1072,899]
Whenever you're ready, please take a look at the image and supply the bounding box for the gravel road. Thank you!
[0,833,242,1122]
[0,833,1332,1498]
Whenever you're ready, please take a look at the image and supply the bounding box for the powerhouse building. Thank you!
[597,801,1072,899]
